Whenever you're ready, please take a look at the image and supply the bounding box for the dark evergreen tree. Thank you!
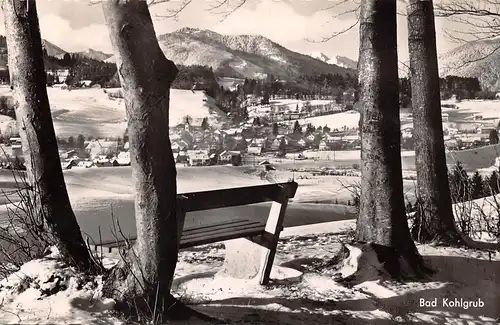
[304,123,315,136]
[489,129,499,144]
[488,171,500,195]
[293,120,301,134]
[62,52,71,66]
[278,137,286,154]
[201,117,209,130]
[470,171,484,199]
[272,122,278,136]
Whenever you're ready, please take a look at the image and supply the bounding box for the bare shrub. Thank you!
[405,161,500,243]
[340,178,414,220]
[0,169,55,277]
[0,152,102,279]
[338,179,360,215]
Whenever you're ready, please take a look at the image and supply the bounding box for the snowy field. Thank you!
[0,86,228,138]
[0,166,358,244]
[0,219,498,324]
[268,98,334,110]
[442,98,500,121]
[4,163,498,244]
[281,99,500,131]
[298,110,360,129]
[278,143,500,171]
[0,165,406,211]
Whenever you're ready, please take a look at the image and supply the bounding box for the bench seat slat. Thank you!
[183,218,256,233]
[181,221,265,242]
[180,225,265,249]
[183,219,262,236]
[96,219,266,250]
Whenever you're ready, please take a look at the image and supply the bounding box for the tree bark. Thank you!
[407,0,463,244]
[356,0,429,278]
[102,0,209,321]
[1,0,97,271]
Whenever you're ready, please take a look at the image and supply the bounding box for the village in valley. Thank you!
[1,1,500,325]
[2,83,500,177]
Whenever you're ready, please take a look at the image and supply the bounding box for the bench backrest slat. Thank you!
[177,181,298,212]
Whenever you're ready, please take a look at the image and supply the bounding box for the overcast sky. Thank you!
[0,0,469,62]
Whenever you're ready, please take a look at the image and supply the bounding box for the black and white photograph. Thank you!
[0,0,498,324]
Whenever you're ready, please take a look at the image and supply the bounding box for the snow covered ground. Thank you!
[442,99,500,122]
[298,111,360,129]
[279,142,500,171]
[1,88,499,141]
[0,86,228,138]
[0,219,498,324]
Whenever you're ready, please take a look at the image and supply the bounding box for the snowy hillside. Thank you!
[438,38,500,91]
[41,40,68,58]
[309,51,330,63]
[0,87,228,138]
[106,28,355,80]
[308,51,358,70]
[76,48,113,61]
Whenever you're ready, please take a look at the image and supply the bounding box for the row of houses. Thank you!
[173,150,242,166]
[59,139,122,159]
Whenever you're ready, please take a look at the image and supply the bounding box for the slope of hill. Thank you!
[0,37,68,69]
[107,28,355,80]
[77,48,112,61]
[309,51,330,63]
[41,39,68,58]
[438,38,500,91]
[0,86,228,138]
[309,51,358,70]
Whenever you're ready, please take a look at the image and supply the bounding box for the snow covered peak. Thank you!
[327,56,358,70]
[309,51,330,62]
[308,52,358,70]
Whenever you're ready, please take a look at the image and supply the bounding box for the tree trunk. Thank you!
[407,0,463,244]
[356,0,429,279]
[2,0,97,271]
[101,0,210,321]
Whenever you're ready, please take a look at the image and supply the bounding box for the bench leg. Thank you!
[258,198,288,285]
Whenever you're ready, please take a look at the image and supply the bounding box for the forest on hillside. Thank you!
[43,51,117,87]
[172,64,488,115]
[0,35,118,87]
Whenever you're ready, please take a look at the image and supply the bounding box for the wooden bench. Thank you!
[93,181,298,285]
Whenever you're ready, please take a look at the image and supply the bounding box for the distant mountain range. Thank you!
[40,39,113,61]
[7,28,500,92]
[308,51,358,70]
[77,48,113,61]
[0,36,114,69]
[106,28,356,80]
[439,38,500,91]
[41,39,68,58]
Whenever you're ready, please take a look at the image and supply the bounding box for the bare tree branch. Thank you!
[434,0,500,68]
[153,0,193,20]
[205,0,247,22]
[153,0,247,22]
